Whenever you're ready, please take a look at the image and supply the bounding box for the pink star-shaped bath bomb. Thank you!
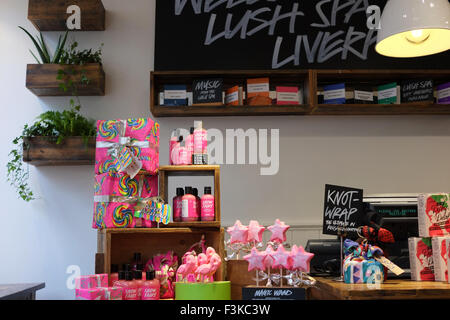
[267,219,290,243]
[227,220,249,244]
[243,247,266,272]
[247,220,265,243]
[289,245,314,273]
[263,244,275,269]
[271,244,290,270]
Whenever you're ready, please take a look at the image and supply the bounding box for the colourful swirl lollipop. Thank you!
[112,205,133,228]
[94,203,106,229]
[98,120,118,140]
[119,175,138,197]
[127,118,147,131]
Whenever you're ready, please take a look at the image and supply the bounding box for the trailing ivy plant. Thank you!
[7,105,96,202]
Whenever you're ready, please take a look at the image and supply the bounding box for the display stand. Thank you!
[333,228,346,283]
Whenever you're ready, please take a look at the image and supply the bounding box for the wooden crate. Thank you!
[26,64,105,96]
[23,136,95,166]
[28,0,105,31]
[158,165,221,228]
[96,228,226,281]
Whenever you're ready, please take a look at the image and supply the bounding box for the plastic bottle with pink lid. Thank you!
[141,271,160,300]
[194,121,207,154]
[201,187,215,221]
[122,271,138,300]
[182,186,199,222]
[169,129,179,165]
[185,127,195,165]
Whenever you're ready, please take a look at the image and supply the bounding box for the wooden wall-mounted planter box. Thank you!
[96,228,226,281]
[23,136,95,166]
[26,63,105,96]
[28,0,105,31]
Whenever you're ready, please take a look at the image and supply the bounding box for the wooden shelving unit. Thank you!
[23,136,95,166]
[150,70,314,117]
[150,69,450,117]
[26,63,105,96]
[158,165,221,229]
[96,227,225,281]
[28,0,106,31]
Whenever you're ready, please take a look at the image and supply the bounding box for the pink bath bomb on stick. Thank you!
[290,245,314,273]
[267,219,290,243]
[227,220,249,244]
[247,220,265,243]
[244,247,266,272]
[271,244,290,270]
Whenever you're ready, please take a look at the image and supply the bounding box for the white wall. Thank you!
[1,0,450,299]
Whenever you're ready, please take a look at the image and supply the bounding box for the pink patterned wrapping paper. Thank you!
[75,274,108,289]
[92,202,137,229]
[75,288,107,300]
[107,287,123,300]
[95,119,160,175]
[94,173,158,198]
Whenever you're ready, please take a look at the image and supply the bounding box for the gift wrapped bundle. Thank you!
[92,118,160,230]
[418,193,450,237]
[409,237,435,281]
[343,240,384,284]
[432,237,450,282]
[75,274,122,300]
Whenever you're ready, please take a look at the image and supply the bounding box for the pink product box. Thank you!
[75,274,108,289]
[432,237,449,282]
[418,193,450,237]
[95,119,160,175]
[76,288,107,300]
[92,202,137,229]
[106,287,123,300]
[94,173,158,198]
[409,237,435,281]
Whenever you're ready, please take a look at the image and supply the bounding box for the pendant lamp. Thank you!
[376,0,450,58]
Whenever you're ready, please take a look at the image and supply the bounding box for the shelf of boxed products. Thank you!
[96,227,226,281]
[150,70,314,117]
[151,69,450,117]
[158,165,221,229]
[313,69,450,115]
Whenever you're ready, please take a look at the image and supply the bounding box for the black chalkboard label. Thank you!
[401,80,434,103]
[193,78,223,105]
[242,287,306,301]
[155,0,450,71]
[323,184,364,236]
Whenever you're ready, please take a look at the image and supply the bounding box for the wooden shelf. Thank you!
[150,69,450,117]
[158,165,221,228]
[26,63,105,96]
[23,136,95,166]
[96,228,226,281]
[28,0,105,31]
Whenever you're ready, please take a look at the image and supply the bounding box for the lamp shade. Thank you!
[376,0,450,58]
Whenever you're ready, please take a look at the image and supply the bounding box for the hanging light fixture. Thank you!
[376,0,450,58]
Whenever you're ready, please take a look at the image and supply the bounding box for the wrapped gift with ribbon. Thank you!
[94,173,158,198]
[343,240,385,284]
[95,119,160,177]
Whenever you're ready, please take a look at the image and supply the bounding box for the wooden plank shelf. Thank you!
[96,227,226,281]
[158,165,221,228]
[151,69,450,117]
[26,63,105,96]
[28,0,106,31]
[23,136,95,166]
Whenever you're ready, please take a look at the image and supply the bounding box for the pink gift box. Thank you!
[418,193,450,237]
[106,287,123,300]
[94,173,158,198]
[432,237,450,282]
[76,288,107,300]
[92,202,137,229]
[75,274,108,289]
[409,237,435,281]
[95,119,160,175]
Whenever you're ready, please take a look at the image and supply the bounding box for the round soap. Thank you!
[175,281,231,300]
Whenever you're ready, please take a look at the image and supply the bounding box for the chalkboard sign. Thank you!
[323,184,364,236]
[401,80,434,103]
[242,287,306,301]
[155,0,450,71]
[193,78,223,105]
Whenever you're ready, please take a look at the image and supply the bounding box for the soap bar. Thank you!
[409,237,435,281]
[418,193,450,237]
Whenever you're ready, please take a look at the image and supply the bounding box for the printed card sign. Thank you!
[323,184,364,236]
[401,80,434,103]
[193,78,223,105]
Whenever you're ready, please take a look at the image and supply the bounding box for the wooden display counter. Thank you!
[308,277,450,300]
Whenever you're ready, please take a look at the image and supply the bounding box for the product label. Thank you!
[324,88,345,100]
[201,199,215,217]
[225,91,239,104]
[165,90,186,100]
[182,199,189,218]
[248,82,269,93]
[142,287,159,300]
[355,90,373,101]
[277,91,299,102]
[123,287,137,300]
[174,199,183,219]
[438,87,450,101]
[378,87,397,100]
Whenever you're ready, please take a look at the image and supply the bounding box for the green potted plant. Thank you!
[20,26,105,97]
[7,104,96,201]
